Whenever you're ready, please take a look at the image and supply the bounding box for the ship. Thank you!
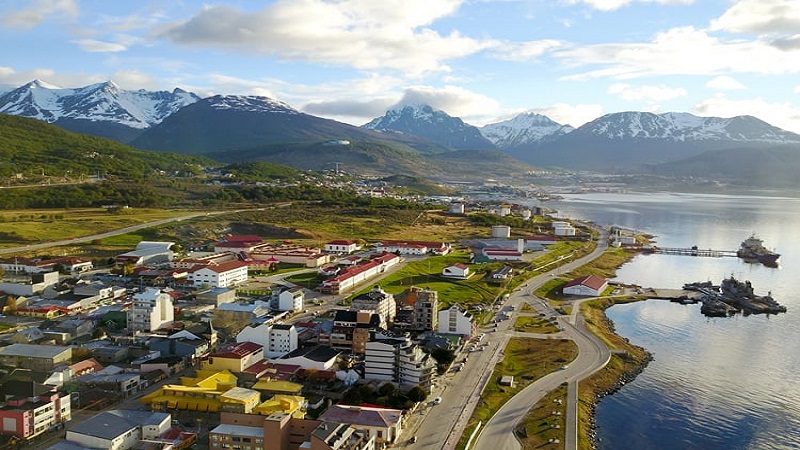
[737,234,780,266]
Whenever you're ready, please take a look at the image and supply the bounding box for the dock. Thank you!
[646,246,738,258]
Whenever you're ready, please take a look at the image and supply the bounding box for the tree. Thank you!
[378,382,398,398]
[407,385,427,403]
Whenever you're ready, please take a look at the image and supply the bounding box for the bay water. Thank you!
[543,191,800,450]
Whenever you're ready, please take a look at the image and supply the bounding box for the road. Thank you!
[471,225,611,450]
[397,225,611,450]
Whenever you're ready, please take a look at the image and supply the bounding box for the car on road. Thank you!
[433,396,442,405]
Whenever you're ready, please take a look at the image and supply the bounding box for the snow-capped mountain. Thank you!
[0,80,200,141]
[509,111,800,170]
[577,111,800,144]
[480,112,574,148]
[202,94,300,114]
[363,104,495,150]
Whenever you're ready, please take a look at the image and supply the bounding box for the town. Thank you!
[0,196,624,450]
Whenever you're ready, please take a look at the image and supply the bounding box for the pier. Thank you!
[646,246,738,258]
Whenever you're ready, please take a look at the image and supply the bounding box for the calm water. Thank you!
[544,192,800,450]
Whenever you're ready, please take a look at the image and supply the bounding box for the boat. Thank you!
[737,234,780,266]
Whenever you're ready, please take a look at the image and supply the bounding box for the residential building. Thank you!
[277,286,304,312]
[437,305,475,337]
[196,287,237,306]
[363,336,435,389]
[236,324,299,359]
[64,409,196,450]
[279,346,341,371]
[127,288,174,333]
[410,287,438,331]
[0,344,72,371]
[319,253,400,295]
[563,275,608,297]
[324,240,360,254]
[321,310,380,353]
[210,412,375,450]
[350,286,396,328]
[318,404,403,447]
[0,390,71,440]
[0,271,59,296]
[188,260,249,289]
[202,342,264,373]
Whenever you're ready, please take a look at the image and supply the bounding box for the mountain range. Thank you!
[2,80,800,185]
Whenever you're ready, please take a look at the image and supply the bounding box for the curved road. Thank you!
[472,225,612,450]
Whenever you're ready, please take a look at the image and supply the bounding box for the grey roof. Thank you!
[210,423,264,438]
[283,345,340,362]
[68,409,169,440]
[0,343,71,358]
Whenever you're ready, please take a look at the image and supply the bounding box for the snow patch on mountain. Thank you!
[480,112,574,148]
[0,80,201,129]
[581,111,800,144]
[204,95,300,114]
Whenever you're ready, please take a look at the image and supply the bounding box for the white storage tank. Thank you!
[491,225,511,238]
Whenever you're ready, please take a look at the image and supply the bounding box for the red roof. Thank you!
[212,341,263,359]
[564,275,607,290]
[452,263,469,269]
[224,235,263,243]
[327,240,355,246]
[194,260,248,273]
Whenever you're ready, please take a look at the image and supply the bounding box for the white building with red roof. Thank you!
[318,404,404,447]
[324,240,360,254]
[375,240,451,255]
[188,260,249,288]
[213,235,265,253]
[563,275,608,297]
[442,263,470,279]
[318,252,400,295]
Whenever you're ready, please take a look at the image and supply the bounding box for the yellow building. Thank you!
[140,369,259,413]
[252,394,306,418]
[251,379,303,397]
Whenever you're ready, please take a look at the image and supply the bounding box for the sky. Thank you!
[1,0,800,133]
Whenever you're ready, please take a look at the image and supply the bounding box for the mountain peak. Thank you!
[203,95,299,114]
[25,79,62,90]
[363,103,495,151]
[480,111,574,148]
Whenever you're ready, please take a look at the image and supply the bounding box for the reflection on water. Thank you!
[541,192,800,450]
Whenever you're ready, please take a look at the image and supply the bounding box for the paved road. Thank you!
[471,225,612,450]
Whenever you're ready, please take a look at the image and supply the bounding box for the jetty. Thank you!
[645,246,738,258]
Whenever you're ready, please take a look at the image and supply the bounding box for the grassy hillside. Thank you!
[0,114,213,181]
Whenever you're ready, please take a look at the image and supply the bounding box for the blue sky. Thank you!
[2,0,800,132]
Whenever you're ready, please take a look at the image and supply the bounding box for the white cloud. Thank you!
[491,40,565,61]
[706,75,745,90]
[1,0,78,29]
[608,83,687,102]
[154,0,492,76]
[396,85,503,119]
[74,39,127,53]
[562,0,693,12]
[559,26,800,80]
[693,93,800,134]
[711,0,800,35]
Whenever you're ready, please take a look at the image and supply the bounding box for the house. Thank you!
[563,275,608,297]
[397,286,438,331]
[188,260,249,289]
[209,412,375,450]
[437,305,475,337]
[8,327,46,344]
[0,390,71,440]
[479,248,523,261]
[202,342,264,373]
[490,266,514,280]
[279,345,341,371]
[277,286,305,312]
[324,240,360,254]
[0,271,59,296]
[65,409,179,450]
[320,310,381,353]
[77,366,142,398]
[0,344,72,371]
[319,404,403,446]
[442,263,470,279]
[147,333,209,360]
[40,317,95,343]
[196,287,237,306]
[236,323,299,359]
[128,288,174,333]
